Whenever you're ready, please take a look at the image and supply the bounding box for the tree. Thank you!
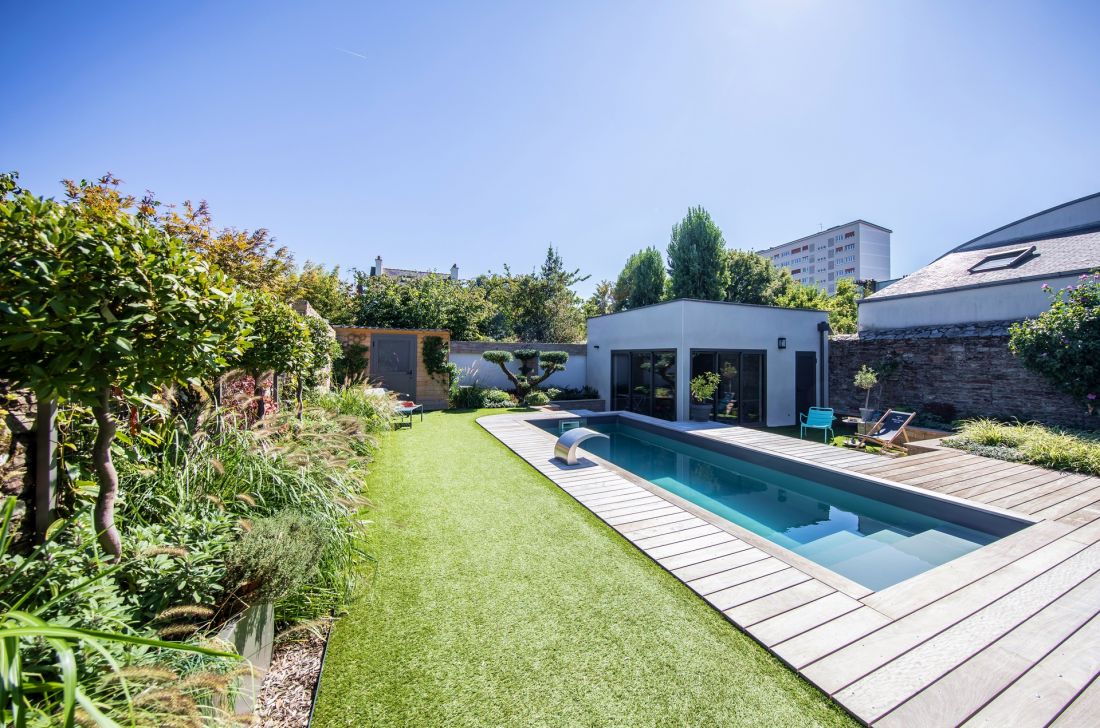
[828,278,860,334]
[509,247,588,342]
[0,189,248,560]
[667,206,729,300]
[583,280,617,319]
[482,350,570,399]
[614,247,666,310]
[283,262,357,324]
[236,293,312,419]
[772,271,831,310]
[1009,273,1100,414]
[724,249,784,305]
[354,273,488,340]
[296,315,341,416]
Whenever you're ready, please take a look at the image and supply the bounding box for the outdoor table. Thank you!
[394,403,424,428]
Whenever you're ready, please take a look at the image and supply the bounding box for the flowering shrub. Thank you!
[1009,272,1100,415]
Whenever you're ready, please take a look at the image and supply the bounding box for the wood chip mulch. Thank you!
[251,620,332,728]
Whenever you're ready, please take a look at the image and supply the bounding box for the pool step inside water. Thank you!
[794,528,982,591]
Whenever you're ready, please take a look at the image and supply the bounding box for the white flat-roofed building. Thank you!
[757,220,892,294]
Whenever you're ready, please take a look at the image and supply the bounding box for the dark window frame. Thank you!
[610,349,677,421]
[967,245,1037,274]
[689,348,768,426]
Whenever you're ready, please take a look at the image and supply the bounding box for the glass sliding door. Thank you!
[741,353,763,424]
[611,350,677,421]
[690,349,766,425]
[612,353,631,411]
[629,352,652,416]
[652,352,677,420]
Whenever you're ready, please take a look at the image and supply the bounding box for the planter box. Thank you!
[548,399,605,412]
[217,600,275,715]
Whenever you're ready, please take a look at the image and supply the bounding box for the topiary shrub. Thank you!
[481,349,569,399]
[512,348,539,376]
[524,390,550,406]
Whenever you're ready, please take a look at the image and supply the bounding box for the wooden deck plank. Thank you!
[803,537,1092,694]
[622,516,711,541]
[670,547,771,582]
[652,538,752,569]
[831,543,1100,719]
[1032,485,1100,522]
[876,569,1100,728]
[989,473,1096,510]
[748,591,864,646]
[635,527,728,554]
[706,568,812,611]
[863,520,1073,619]
[1010,481,1100,517]
[771,606,893,669]
[605,506,688,527]
[723,580,835,627]
[1048,673,1100,726]
[687,558,789,597]
[962,611,1100,727]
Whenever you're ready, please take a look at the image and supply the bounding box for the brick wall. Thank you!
[829,321,1095,430]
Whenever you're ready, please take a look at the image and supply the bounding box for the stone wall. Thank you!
[1,385,36,550]
[829,321,1095,430]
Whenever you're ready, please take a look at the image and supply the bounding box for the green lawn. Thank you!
[311,409,855,727]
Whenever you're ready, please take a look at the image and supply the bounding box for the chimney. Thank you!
[373,255,383,277]
[450,263,459,281]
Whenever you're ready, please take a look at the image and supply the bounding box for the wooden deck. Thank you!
[479,411,1100,727]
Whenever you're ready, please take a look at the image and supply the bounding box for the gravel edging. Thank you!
[251,620,333,727]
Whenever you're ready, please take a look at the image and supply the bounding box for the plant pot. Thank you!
[859,407,873,422]
[690,403,712,422]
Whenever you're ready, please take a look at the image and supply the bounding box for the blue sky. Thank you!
[3,1,1098,295]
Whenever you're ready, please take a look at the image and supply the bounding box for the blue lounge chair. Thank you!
[800,407,835,442]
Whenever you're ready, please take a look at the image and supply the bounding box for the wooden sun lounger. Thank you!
[856,409,916,453]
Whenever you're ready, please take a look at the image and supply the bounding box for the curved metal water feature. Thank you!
[553,427,609,466]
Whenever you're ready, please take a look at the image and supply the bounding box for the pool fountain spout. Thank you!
[554,427,609,466]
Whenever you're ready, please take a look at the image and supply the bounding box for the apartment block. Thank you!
[757,220,891,294]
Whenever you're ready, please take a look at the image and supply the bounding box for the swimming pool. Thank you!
[535,417,1030,591]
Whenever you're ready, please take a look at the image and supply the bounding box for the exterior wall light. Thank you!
[777,337,787,350]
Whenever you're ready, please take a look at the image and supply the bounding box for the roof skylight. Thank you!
[967,245,1037,273]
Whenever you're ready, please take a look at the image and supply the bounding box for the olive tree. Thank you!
[235,293,312,419]
[0,191,248,560]
[482,350,569,399]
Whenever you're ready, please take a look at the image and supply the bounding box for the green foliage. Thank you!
[853,364,878,410]
[523,391,550,406]
[690,372,720,403]
[944,420,1100,475]
[1009,273,1100,412]
[450,383,491,409]
[771,273,831,310]
[583,279,617,318]
[236,292,312,380]
[482,389,514,408]
[512,348,538,361]
[298,315,341,393]
[508,247,588,343]
[227,511,327,601]
[614,247,666,310]
[667,206,728,300]
[0,190,248,408]
[311,387,395,430]
[828,278,859,334]
[724,249,785,305]
[333,342,370,388]
[482,350,514,365]
[545,386,600,401]
[354,273,488,340]
[284,262,357,324]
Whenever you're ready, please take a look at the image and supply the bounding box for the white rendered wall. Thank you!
[857,223,892,282]
[587,300,828,425]
[453,353,588,391]
[857,275,1078,330]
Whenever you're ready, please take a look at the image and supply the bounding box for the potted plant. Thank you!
[689,372,720,421]
[853,364,878,421]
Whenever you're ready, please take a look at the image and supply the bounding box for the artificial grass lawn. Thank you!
[311,409,856,727]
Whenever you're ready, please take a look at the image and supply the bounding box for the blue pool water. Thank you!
[546,421,1018,591]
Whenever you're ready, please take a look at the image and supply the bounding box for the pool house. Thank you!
[585,299,830,426]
